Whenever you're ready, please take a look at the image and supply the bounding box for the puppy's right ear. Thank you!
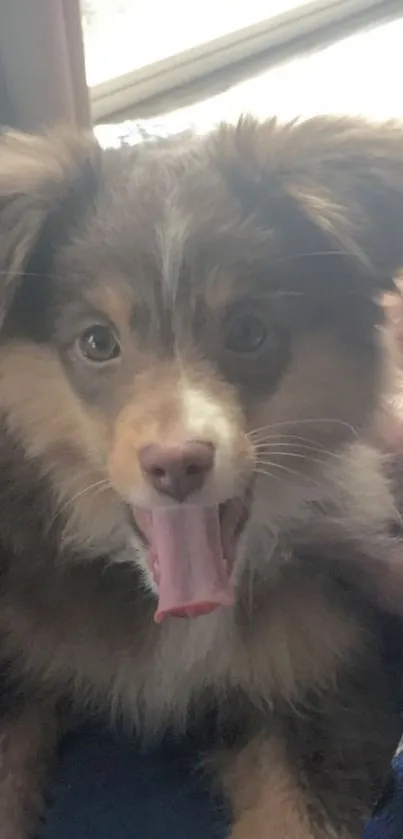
[0,129,101,328]
[212,116,403,292]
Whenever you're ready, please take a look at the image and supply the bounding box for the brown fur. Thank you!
[221,739,317,839]
[0,118,403,837]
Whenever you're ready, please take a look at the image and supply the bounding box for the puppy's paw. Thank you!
[229,814,350,839]
[0,818,34,839]
[229,812,316,839]
[0,702,59,839]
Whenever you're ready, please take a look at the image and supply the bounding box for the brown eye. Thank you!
[225,313,268,354]
[77,326,121,363]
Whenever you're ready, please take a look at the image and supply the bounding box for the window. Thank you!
[173,16,403,127]
[82,0,403,123]
[82,0,312,87]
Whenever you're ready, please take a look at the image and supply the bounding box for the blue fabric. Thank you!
[363,751,403,839]
[37,723,403,839]
[38,724,228,839]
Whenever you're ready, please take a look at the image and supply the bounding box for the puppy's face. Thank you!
[0,120,402,619]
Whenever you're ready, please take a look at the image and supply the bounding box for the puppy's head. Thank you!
[0,118,402,620]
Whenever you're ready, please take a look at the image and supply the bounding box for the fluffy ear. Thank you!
[0,129,101,327]
[213,116,403,290]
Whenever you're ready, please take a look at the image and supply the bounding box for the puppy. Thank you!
[1,117,403,839]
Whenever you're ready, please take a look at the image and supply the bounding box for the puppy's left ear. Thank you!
[214,117,403,291]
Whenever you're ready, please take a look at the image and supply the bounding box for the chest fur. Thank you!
[0,572,364,733]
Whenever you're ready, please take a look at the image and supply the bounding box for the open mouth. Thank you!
[131,498,248,623]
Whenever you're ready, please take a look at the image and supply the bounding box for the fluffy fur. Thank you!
[1,118,403,837]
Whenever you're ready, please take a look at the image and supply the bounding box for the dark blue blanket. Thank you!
[39,724,228,839]
[363,749,403,839]
[38,723,402,839]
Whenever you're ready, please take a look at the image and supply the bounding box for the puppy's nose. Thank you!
[139,441,215,502]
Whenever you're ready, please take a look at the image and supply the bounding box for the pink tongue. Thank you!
[143,506,234,622]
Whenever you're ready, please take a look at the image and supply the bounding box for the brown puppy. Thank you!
[1,118,403,838]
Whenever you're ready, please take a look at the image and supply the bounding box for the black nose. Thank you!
[138,441,215,502]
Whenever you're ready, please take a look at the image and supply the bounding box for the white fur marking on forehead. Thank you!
[181,385,233,445]
[157,191,189,295]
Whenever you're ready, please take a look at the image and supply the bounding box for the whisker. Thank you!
[247,419,358,440]
[253,468,284,483]
[253,459,327,490]
[253,465,326,494]
[250,433,328,446]
[252,440,327,452]
[0,269,60,280]
[272,249,355,267]
[259,290,307,299]
[48,478,111,530]
[254,461,305,479]
[252,442,353,465]
[255,452,328,466]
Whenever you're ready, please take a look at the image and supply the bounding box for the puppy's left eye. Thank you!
[224,313,268,354]
[77,326,121,363]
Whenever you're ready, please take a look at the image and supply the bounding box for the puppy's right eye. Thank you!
[224,313,268,354]
[77,326,121,363]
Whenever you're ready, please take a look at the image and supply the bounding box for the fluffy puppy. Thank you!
[1,118,403,838]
